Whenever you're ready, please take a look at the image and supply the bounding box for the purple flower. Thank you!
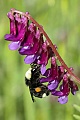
[40,56,78,104]
[4,11,28,50]
[19,25,40,55]
[20,22,36,47]
[51,78,70,96]
[50,72,78,104]
[24,54,37,64]
[48,80,59,90]
[17,23,44,65]
[4,9,79,104]
[40,57,64,83]
[58,96,68,104]
[40,64,46,75]
[4,10,54,68]
[68,79,78,95]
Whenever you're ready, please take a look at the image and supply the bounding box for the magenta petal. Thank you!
[40,77,52,83]
[4,34,15,41]
[23,32,34,46]
[35,29,41,39]
[4,27,25,41]
[7,11,14,20]
[39,51,48,65]
[7,12,17,36]
[40,77,48,83]
[71,89,77,95]
[41,64,46,75]
[58,96,68,104]
[44,68,51,77]
[8,27,26,41]
[24,55,36,64]
[19,40,39,55]
[51,90,63,96]
[19,46,30,53]
[8,41,20,50]
[48,80,58,90]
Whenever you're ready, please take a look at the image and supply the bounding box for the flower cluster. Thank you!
[40,57,78,104]
[4,9,78,104]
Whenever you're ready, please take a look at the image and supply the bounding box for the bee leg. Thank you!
[30,91,35,102]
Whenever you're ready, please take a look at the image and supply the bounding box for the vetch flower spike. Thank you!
[4,8,80,104]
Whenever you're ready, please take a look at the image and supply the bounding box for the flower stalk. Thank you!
[4,8,79,104]
[12,8,80,84]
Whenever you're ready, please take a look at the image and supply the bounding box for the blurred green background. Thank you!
[0,0,80,120]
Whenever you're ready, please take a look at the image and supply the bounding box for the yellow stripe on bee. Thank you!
[35,87,41,92]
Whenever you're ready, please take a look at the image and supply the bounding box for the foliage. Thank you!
[73,93,80,120]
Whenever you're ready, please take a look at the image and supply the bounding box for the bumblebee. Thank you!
[25,64,50,102]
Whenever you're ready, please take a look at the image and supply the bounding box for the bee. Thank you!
[25,64,50,102]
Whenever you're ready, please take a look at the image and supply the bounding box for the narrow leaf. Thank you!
[73,104,80,112]
[73,114,80,120]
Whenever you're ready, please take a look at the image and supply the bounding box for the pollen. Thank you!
[35,87,41,92]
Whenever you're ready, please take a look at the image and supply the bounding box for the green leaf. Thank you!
[77,93,80,101]
[73,104,80,112]
[73,114,80,120]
